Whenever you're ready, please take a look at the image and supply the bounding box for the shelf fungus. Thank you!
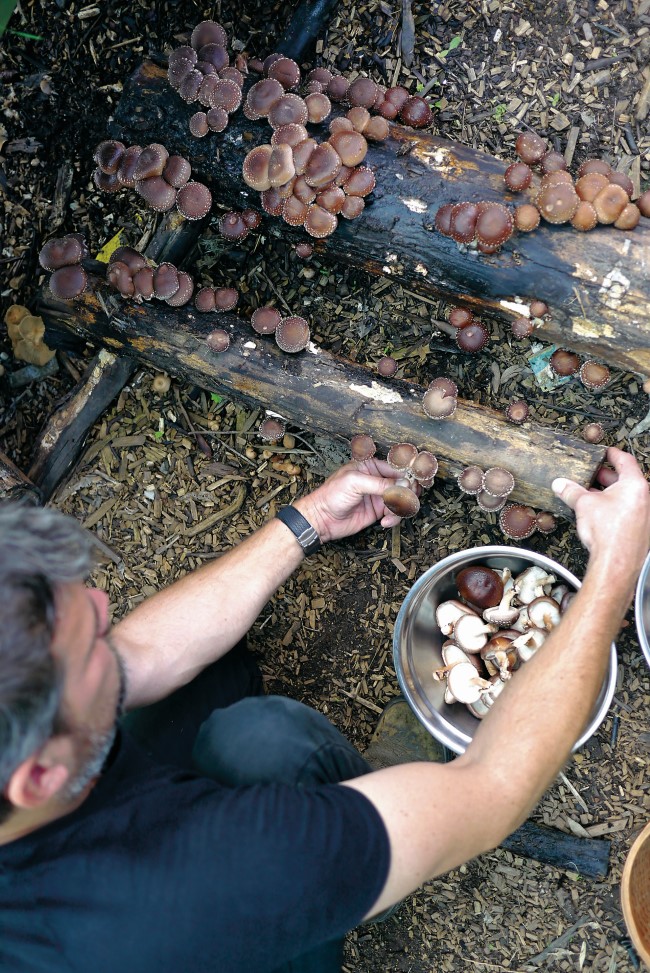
[433,561,568,718]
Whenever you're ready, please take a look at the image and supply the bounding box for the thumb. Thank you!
[551,477,588,511]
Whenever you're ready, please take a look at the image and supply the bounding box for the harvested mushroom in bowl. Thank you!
[393,546,617,755]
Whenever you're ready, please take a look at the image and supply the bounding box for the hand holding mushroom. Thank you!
[292,458,412,542]
[552,446,650,580]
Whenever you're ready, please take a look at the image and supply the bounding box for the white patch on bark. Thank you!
[349,382,404,403]
[402,197,428,213]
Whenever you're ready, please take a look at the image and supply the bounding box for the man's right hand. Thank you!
[552,446,650,577]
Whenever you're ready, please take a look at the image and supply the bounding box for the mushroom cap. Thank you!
[251,306,281,334]
[399,96,433,128]
[350,433,377,462]
[341,166,375,197]
[165,271,194,307]
[189,112,209,138]
[191,20,227,48]
[132,266,155,300]
[176,181,213,220]
[577,158,612,179]
[515,131,547,165]
[206,328,231,353]
[510,316,535,339]
[136,175,178,212]
[579,360,610,390]
[292,138,318,175]
[268,144,296,188]
[316,186,345,215]
[570,200,598,231]
[178,69,204,104]
[535,512,557,535]
[328,130,368,167]
[482,467,515,498]
[93,169,122,193]
[535,183,579,224]
[242,208,262,229]
[434,203,454,236]
[168,56,196,89]
[448,307,473,329]
[474,202,514,247]
[267,56,301,90]
[132,143,169,181]
[456,322,489,352]
[348,77,379,108]
[637,190,650,218]
[340,195,365,220]
[592,183,629,224]
[195,286,217,312]
[476,490,507,512]
[364,116,390,141]
[110,246,147,273]
[246,78,284,118]
[152,262,180,300]
[214,287,239,311]
[39,234,87,270]
[549,348,581,376]
[163,155,192,188]
[304,143,342,188]
[410,450,438,484]
[540,150,568,174]
[304,204,338,238]
[219,211,250,241]
[116,145,144,187]
[260,187,285,217]
[210,78,242,113]
[457,465,484,495]
[93,139,126,174]
[513,203,541,232]
[614,203,641,230]
[271,123,309,147]
[206,106,229,132]
[539,170,573,190]
[575,172,610,202]
[49,265,88,301]
[326,75,350,101]
[504,161,533,192]
[506,399,529,424]
[258,417,287,442]
[220,66,245,87]
[422,383,458,419]
[305,92,332,124]
[346,106,371,133]
[307,67,333,86]
[107,261,136,297]
[275,315,310,352]
[377,355,398,377]
[498,504,537,539]
[387,442,418,471]
[268,93,308,129]
[282,195,309,226]
[294,242,314,259]
[383,484,420,518]
[428,376,459,397]
[456,565,504,610]
[449,202,480,244]
[529,300,548,318]
[583,421,605,443]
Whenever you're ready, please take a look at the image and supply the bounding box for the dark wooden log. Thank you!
[501,820,610,880]
[277,0,340,61]
[109,62,650,377]
[0,450,41,503]
[27,349,137,501]
[37,283,605,516]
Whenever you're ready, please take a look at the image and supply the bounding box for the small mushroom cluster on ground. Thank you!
[349,435,438,519]
[93,140,212,220]
[456,465,556,539]
[106,247,195,306]
[249,306,311,353]
[434,307,490,354]
[549,347,611,392]
[3,305,55,366]
[434,127,649,254]
[433,562,573,717]
[38,233,89,301]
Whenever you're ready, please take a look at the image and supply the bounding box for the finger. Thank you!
[596,466,618,488]
[606,446,642,476]
[551,477,589,510]
[361,457,402,480]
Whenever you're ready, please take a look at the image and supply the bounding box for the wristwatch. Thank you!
[275,505,322,556]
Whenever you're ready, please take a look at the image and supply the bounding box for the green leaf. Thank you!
[434,99,444,108]
[210,392,222,404]
[416,82,424,93]
[153,429,164,441]
[448,35,462,50]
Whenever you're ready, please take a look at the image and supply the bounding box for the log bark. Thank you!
[28,349,137,502]
[0,449,41,503]
[501,820,610,880]
[277,0,340,60]
[109,61,650,377]
[37,284,605,517]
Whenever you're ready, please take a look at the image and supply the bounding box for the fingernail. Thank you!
[551,478,567,494]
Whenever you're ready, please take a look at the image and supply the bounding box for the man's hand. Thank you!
[294,458,412,543]
[552,446,650,578]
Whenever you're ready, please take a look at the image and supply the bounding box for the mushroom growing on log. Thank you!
[110,60,650,375]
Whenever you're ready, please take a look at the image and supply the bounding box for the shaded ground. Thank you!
[1,0,650,971]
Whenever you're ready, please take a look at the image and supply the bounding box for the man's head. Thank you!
[0,501,126,825]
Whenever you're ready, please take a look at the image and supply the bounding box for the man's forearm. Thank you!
[116,513,308,708]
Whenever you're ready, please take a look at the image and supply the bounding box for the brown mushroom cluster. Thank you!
[4,304,56,366]
[383,441,439,518]
[457,464,515,514]
[93,140,212,220]
[433,563,572,717]
[435,199,515,252]
[249,305,311,353]
[38,232,89,301]
[195,285,239,313]
[422,376,459,419]
[217,208,261,242]
[165,21,246,138]
[549,348,611,392]
[106,247,195,306]
[436,306,490,353]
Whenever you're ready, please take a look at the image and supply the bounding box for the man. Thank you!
[0,447,648,973]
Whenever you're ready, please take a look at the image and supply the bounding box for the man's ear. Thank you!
[5,738,73,810]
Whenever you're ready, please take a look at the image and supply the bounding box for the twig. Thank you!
[527,918,597,964]
[559,771,590,814]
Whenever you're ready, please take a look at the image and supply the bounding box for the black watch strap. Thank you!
[275,506,322,556]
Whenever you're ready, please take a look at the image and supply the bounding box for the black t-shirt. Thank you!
[0,730,390,973]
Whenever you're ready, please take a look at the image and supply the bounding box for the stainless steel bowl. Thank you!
[635,551,650,668]
[393,545,617,755]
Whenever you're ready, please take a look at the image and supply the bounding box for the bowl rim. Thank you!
[393,544,618,755]
[634,551,650,668]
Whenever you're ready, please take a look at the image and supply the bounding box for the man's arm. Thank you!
[343,447,650,918]
[114,459,405,708]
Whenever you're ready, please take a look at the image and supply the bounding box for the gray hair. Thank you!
[0,500,96,820]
